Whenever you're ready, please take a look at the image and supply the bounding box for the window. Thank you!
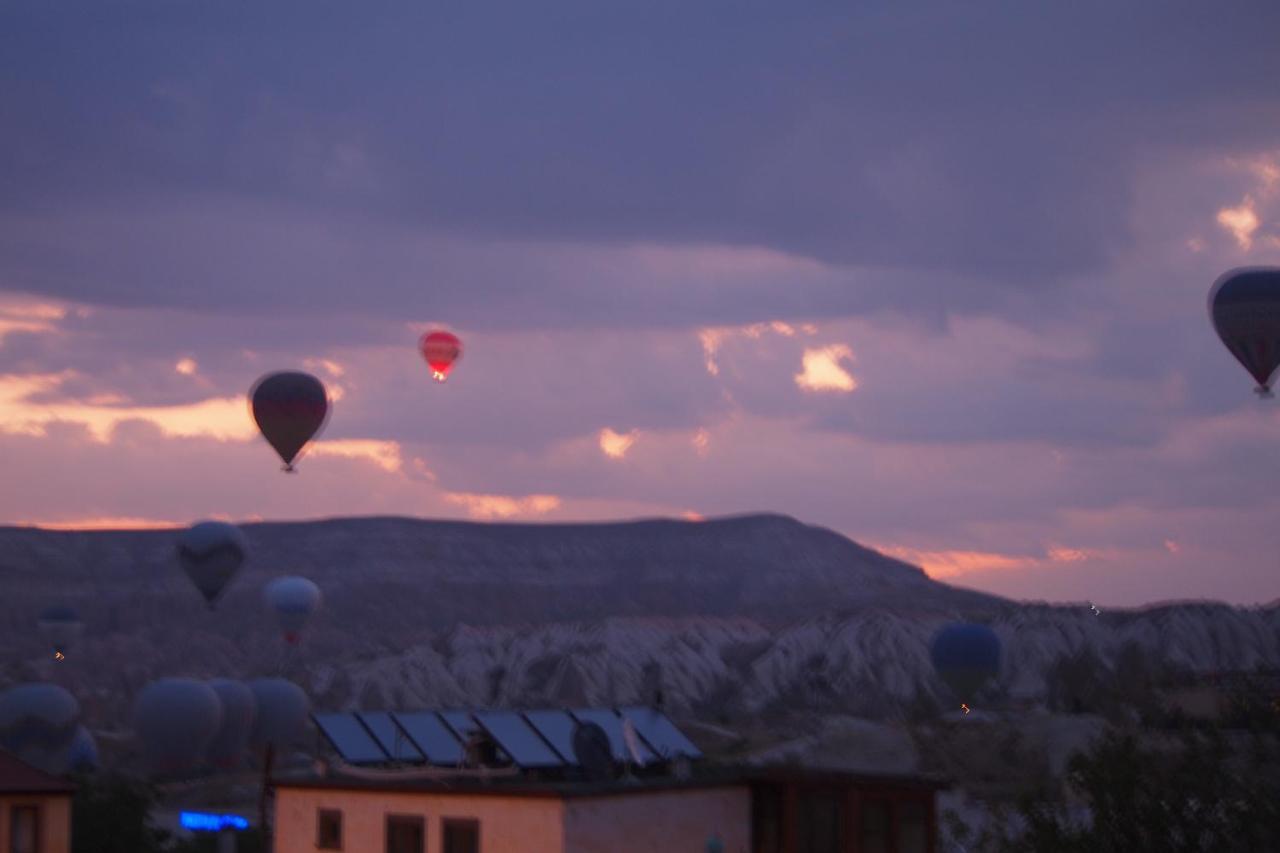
[751,785,783,853]
[386,814,425,853]
[796,788,842,853]
[317,808,343,850]
[897,800,929,853]
[11,805,40,853]
[859,799,890,853]
[442,818,480,853]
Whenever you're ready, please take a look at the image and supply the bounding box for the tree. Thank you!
[70,773,172,853]
[994,727,1280,852]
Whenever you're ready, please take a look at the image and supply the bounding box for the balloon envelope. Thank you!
[177,521,248,608]
[420,331,462,382]
[264,577,322,644]
[37,605,83,657]
[133,679,222,777]
[206,679,257,770]
[250,371,329,470]
[62,725,99,773]
[0,683,80,761]
[930,623,1001,702]
[247,679,310,752]
[1208,267,1280,395]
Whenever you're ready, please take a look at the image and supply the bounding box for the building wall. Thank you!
[274,787,565,853]
[563,787,750,853]
[0,794,72,853]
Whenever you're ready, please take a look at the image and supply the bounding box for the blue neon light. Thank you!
[180,812,250,832]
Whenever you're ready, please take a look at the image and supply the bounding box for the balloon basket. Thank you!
[1255,386,1273,399]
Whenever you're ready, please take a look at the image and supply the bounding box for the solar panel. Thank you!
[524,710,579,764]
[391,712,463,766]
[312,713,389,765]
[619,706,703,760]
[571,709,657,764]
[439,710,482,741]
[474,711,564,768]
[358,712,424,763]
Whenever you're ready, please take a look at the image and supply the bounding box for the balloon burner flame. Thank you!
[54,651,65,661]
[961,703,970,715]
[432,370,448,382]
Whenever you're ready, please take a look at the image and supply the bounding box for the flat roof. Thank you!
[275,765,949,800]
[0,751,76,796]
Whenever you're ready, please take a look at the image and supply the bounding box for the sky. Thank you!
[2,2,1280,606]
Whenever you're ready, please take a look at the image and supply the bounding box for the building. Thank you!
[284,705,946,852]
[0,751,75,853]
[274,766,944,853]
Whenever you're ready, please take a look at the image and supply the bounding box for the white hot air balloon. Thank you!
[263,577,322,644]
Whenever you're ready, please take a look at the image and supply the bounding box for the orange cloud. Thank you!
[174,357,198,376]
[0,373,253,442]
[444,492,562,520]
[599,427,638,459]
[692,428,711,456]
[794,344,858,393]
[19,516,182,531]
[308,439,404,473]
[1217,198,1260,249]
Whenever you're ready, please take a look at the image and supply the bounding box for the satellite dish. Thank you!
[572,722,615,781]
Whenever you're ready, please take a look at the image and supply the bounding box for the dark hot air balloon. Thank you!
[1209,267,1280,397]
[930,623,1001,708]
[250,371,329,471]
[247,679,310,753]
[0,683,80,773]
[420,331,462,383]
[37,605,82,660]
[177,521,248,609]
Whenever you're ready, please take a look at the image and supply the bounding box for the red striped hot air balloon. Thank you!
[1209,267,1280,397]
[249,371,330,472]
[420,331,461,383]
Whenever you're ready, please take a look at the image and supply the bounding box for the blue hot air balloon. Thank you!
[250,371,330,472]
[133,679,223,777]
[206,679,257,771]
[1209,267,1280,397]
[247,679,310,754]
[930,623,1001,705]
[0,683,80,773]
[177,521,248,609]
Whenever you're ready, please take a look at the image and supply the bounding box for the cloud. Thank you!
[1217,198,1260,249]
[443,492,562,520]
[794,344,857,393]
[599,428,638,460]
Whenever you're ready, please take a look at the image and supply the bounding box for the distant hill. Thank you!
[0,513,1275,737]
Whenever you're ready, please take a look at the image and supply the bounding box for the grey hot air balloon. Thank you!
[206,679,257,771]
[133,679,222,777]
[177,521,248,609]
[264,577,322,644]
[36,605,83,660]
[247,679,310,753]
[0,683,80,774]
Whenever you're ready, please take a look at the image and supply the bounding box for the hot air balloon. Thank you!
[930,623,1001,707]
[263,577,322,645]
[133,679,222,777]
[420,331,461,382]
[37,605,82,660]
[0,683,80,773]
[247,679,310,753]
[250,371,329,471]
[177,521,248,609]
[62,725,99,774]
[1209,267,1280,397]
[206,679,257,770]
